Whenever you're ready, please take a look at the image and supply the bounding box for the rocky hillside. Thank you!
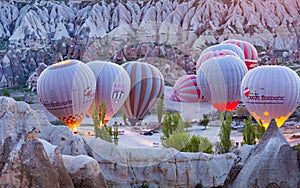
[0,0,300,87]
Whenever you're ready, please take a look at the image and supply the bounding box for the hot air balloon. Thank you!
[201,43,245,63]
[222,39,258,70]
[196,49,239,70]
[197,55,248,112]
[87,61,130,125]
[170,75,205,102]
[37,59,96,132]
[121,61,164,125]
[241,66,300,129]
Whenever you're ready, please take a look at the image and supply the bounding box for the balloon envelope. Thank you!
[241,66,300,129]
[37,60,96,131]
[196,49,239,70]
[87,61,130,124]
[197,55,248,112]
[170,75,205,102]
[222,39,258,70]
[121,61,164,125]
[201,43,245,63]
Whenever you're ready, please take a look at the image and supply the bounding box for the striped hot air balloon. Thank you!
[87,61,131,126]
[222,39,258,70]
[170,75,205,102]
[121,61,164,125]
[241,66,300,129]
[201,43,245,63]
[196,49,239,70]
[197,55,248,112]
[37,60,96,132]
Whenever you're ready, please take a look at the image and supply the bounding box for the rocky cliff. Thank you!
[0,0,300,87]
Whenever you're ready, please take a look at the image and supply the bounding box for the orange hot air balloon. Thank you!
[37,60,96,132]
[197,55,248,112]
[241,66,300,129]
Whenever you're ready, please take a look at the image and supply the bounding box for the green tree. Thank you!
[92,103,112,143]
[219,113,232,154]
[254,119,265,141]
[242,116,256,145]
[161,111,184,139]
[157,93,165,123]
[199,113,209,130]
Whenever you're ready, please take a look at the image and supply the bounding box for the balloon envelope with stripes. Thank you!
[121,61,164,125]
[197,55,248,112]
[37,60,96,132]
[201,43,245,63]
[196,49,239,70]
[87,61,131,125]
[170,75,205,102]
[241,66,300,129]
[222,39,258,70]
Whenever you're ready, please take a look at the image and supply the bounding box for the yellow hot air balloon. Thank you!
[37,59,96,132]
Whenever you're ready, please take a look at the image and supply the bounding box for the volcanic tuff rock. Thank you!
[0,0,300,87]
[224,120,300,188]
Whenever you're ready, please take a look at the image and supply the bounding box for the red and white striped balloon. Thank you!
[222,39,258,70]
[170,75,205,102]
[196,49,239,70]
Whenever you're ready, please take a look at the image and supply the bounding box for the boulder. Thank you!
[0,138,73,188]
[225,120,300,188]
[63,155,108,188]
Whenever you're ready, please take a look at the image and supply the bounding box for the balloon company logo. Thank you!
[84,87,95,98]
[244,87,285,102]
[112,83,125,103]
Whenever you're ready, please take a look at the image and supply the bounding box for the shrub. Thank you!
[185,135,213,154]
[162,132,190,151]
[199,113,209,129]
[161,111,184,139]
[1,89,11,97]
[236,106,250,118]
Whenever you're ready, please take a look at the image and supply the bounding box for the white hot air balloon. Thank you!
[87,61,131,125]
[241,66,300,129]
[37,59,96,132]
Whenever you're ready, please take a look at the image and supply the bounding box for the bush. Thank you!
[236,106,250,118]
[199,113,209,129]
[162,132,190,151]
[161,111,184,139]
[185,135,213,154]
[1,89,11,97]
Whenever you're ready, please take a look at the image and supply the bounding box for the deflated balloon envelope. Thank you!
[37,59,96,132]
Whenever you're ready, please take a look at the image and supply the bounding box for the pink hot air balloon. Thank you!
[37,60,96,132]
[241,66,300,129]
[222,39,258,70]
[170,75,205,102]
[196,49,239,70]
[87,61,131,125]
[197,55,248,112]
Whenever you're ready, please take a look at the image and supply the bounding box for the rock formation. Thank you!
[0,0,300,87]
[224,119,300,188]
